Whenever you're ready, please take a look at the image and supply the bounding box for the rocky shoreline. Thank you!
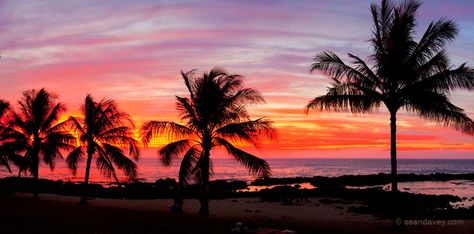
[2,173,474,219]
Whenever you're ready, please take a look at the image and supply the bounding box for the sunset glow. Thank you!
[0,0,473,158]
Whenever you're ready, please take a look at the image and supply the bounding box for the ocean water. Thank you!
[1,158,474,184]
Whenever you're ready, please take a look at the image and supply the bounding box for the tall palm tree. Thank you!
[141,68,276,215]
[66,94,140,205]
[307,0,474,196]
[3,88,76,200]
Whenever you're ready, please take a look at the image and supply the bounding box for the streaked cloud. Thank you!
[0,0,473,158]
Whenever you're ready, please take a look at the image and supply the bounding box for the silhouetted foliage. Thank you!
[0,100,20,172]
[66,94,139,204]
[307,0,474,200]
[141,67,276,215]
[1,88,75,200]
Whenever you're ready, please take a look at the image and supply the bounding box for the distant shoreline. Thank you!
[2,173,474,201]
[3,157,474,184]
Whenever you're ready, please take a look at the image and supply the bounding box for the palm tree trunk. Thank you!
[80,149,93,205]
[390,110,398,221]
[32,141,40,201]
[198,149,210,216]
[113,173,121,188]
[32,155,39,201]
[390,111,398,193]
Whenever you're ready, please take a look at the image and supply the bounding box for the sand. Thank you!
[3,193,474,233]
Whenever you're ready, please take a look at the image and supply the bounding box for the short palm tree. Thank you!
[307,0,474,196]
[0,100,17,172]
[0,101,30,175]
[66,94,140,205]
[141,68,276,215]
[4,88,76,200]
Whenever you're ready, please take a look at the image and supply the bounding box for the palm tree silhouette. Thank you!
[0,101,31,176]
[141,68,276,215]
[66,94,140,205]
[307,0,474,195]
[4,88,76,200]
[0,100,17,172]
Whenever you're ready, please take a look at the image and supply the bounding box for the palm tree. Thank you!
[307,0,474,196]
[66,94,140,205]
[0,100,30,176]
[4,88,76,200]
[141,68,276,215]
[0,100,16,171]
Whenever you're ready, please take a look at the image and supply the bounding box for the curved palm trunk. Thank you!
[80,147,93,205]
[198,149,210,216]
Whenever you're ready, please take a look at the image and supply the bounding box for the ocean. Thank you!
[1,158,474,184]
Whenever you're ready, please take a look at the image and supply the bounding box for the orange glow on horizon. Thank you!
[50,107,474,158]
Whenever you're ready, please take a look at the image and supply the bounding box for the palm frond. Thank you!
[97,126,140,159]
[413,50,449,78]
[370,0,395,56]
[0,144,16,173]
[410,19,458,66]
[96,153,119,182]
[175,96,199,125]
[44,119,71,135]
[43,131,76,153]
[67,116,86,137]
[312,51,383,91]
[103,143,138,179]
[140,121,193,145]
[306,82,382,114]
[405,92,474,135]
[220,74,243,94]
[0,136,18,173]
[94,143,120,182]
[215,118,276,147]
[348,53,382,88]
[181,69,197,100]
[96,111,133,136]
[0,156,12,172]
[41,103,66,133]
[158,139,193,166]
[227,88,265,106]
[409,64,474,93]
[178,146,200,185]
[215,137,270,178]
[66,146,85,175]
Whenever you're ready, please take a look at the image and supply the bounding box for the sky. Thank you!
[0,0,473,159]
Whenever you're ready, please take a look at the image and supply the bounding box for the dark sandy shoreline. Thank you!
[2,173,474,226]
[2,193,474,234]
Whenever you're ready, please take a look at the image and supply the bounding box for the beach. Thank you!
[2,192,473,234]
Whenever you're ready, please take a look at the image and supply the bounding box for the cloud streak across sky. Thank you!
[0,0,473,158]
